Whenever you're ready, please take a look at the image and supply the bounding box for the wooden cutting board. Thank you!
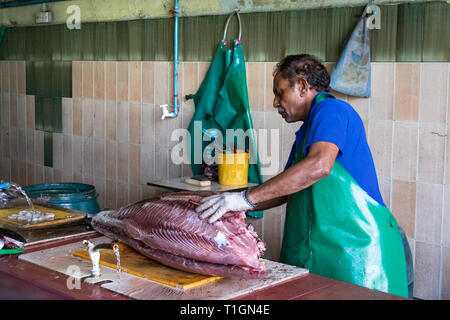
[73,242,222,290]
[0,204,85,229]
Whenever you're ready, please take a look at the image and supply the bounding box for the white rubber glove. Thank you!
[195,191,254,224]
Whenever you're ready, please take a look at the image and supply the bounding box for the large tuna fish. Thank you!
[91,191,266,279]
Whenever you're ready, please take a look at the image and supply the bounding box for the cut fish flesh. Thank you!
[91,191,266,279]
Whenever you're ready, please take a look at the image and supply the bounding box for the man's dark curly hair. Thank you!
[273,54,330,92]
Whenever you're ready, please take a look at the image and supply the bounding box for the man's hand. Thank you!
[195,191,254,224]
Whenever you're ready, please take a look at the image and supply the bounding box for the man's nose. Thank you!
[273,97,279,109]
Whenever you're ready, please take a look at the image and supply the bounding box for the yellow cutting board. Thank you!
[73,242,222,290]
[0,204,84,229]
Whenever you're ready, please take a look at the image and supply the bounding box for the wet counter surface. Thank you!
[0,232,406,300]
[147,177,258,193]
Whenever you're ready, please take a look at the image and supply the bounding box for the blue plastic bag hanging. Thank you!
[330,6,372,98]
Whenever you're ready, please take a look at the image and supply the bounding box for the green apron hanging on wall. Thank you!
[280,93,408,298]
[0,26,7,50]
[187,11,264,218]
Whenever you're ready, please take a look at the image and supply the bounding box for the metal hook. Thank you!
[364,0,377,16]
[222,9,242,43]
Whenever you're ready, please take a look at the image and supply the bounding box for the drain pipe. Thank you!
[161,0,180,119]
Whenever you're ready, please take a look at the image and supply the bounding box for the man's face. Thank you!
[272,72,310,123]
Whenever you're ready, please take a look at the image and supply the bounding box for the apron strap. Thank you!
[298,92,335,158]
[314,92,334,105]
[222,10,242,43]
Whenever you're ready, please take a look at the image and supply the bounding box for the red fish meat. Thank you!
[91,191,266,279]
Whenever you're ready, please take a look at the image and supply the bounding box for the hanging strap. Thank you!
[222,10,242,43]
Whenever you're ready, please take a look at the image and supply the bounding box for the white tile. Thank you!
[9,126,17,160]
[392,121,418,181]
[62,134,72,173]
[415,182,443,244]
[368,120,393,177]
[82,137,93,176]
[62,98,73,134]
[34,130,44,166]
[52,133,63,170]
[72,135,83,176]
[17,128,26,163]
[369,63,394,120]
[414,242,441,300]
[17,94,26,129]
[93,138,105,178]
[419,63,448,123]
[82,99,94,137]
[418,123,446,184]
[117,102,129,143]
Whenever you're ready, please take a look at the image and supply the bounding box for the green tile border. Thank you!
[43,131,53,167]
[0,2,447,64]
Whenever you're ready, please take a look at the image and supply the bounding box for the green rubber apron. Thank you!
[187,11,264,217]
[280,93,408,298]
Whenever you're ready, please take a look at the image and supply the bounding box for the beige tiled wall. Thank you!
[0,60,449,299]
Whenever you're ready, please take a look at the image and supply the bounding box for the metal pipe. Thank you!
[173,0,180,117]
[160,0,180,120]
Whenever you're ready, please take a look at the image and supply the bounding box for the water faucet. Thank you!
[82,240,119,278]
[160,104,175,120]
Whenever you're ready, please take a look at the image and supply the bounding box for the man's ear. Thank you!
[297,77,309,97]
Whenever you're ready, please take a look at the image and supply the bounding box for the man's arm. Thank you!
[249,196,287,212]
[195,141,339,223]
[247,141,339,205]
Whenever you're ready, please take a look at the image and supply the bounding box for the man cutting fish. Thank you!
[195,54,411,298]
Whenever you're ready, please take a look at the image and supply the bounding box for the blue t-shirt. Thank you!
[285,92,385,207]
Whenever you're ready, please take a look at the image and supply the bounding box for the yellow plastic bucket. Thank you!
[217,150,249,186]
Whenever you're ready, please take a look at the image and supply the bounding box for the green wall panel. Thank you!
[285,9,328,62]
[128,20,144,61]
[34,95,44,131]
[81,22,95,61]
[242,12,269,62]
[180,16,200,61]
[1,2,448,64]
[371,5,398,62]
[35,96,62,133]
[44,131,53,167]
[116,21,129,61]
[50,24,63,61]
[104,22,118,61]
[422,2,450,62]
[326,7,362,62]
[396,3,424,61]
[25,61,71,97]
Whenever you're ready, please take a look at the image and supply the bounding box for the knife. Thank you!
[0,228,26,255]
